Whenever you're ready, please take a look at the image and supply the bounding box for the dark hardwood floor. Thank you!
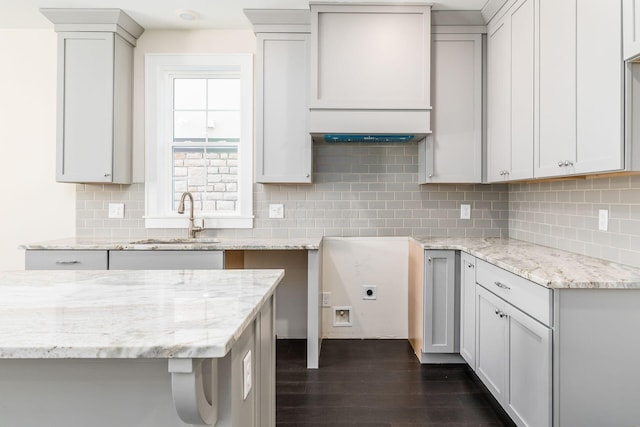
[276,339,516,427]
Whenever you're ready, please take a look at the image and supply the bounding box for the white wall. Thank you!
[131,29,256,182]
[322,237,409,338]
[0,30,76,271]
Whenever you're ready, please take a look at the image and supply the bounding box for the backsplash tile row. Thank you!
[509,175,640,268]
[76,144,509,240]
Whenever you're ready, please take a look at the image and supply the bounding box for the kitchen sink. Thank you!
[129,238,221,245]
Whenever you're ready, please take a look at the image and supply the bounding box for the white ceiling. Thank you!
[0,0,488,30]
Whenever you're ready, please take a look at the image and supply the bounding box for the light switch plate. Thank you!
[108,203,125,219]
[460,204,471,219]
[269,204,284,219]
[321,292,331,307]
[598,209,608,231]
[242,350,252,400]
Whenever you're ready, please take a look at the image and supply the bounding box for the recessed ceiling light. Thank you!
[176,9,199,21]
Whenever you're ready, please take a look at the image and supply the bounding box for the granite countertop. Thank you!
[412,237,640,290]
[0,269,284,359]
[20,237,322,251]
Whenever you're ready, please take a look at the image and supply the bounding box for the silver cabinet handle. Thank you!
[563,160,574,166]
[494,308,507,318]
[467,263,474,268]
[56,260,79,265]
[494,281,511,290]
[428,257,432,262]
[306,173,310,178]
[558,161,564,167]
[104,173,111,177]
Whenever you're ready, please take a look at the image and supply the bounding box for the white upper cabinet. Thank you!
[246,9,313,184]
[535,0,623,178]
[486,0,534,183]
[420,33,483,184]
[623,0,640,60]
[309,3,432,136]
[41,9,143,184]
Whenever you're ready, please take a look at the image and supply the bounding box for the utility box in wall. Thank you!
[41,9,144,184]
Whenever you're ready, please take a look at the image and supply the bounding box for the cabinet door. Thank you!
[422,250,457,353]
[57,32,115,183]
[256,33,312,183]
[475,285,506,402]
[108,251,224,270]
[505,303,552,427]
[535,0,577,178]
[487,16,511,182]
[422,34,482,183]
[575,0,623,175]
[509,0,535,180]
[623,0,640,60]
[459,252,476,369]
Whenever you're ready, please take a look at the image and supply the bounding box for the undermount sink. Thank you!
[130,238,221,245]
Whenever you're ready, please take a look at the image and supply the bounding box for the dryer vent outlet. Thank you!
[362,285,377,300]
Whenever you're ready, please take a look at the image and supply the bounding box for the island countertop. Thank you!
[0,269,284,359]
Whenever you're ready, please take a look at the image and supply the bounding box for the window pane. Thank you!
[207,111,241,140]
[208,79,240,110]
[174,111,207,141]
[172,146,239,214]
[174,79,206,110]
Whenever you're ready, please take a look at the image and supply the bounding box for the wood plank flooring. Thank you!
[276,339,516,427]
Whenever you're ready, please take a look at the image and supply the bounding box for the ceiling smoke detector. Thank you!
[176,9,199,21]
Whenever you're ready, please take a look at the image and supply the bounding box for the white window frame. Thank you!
[144,54,253,229]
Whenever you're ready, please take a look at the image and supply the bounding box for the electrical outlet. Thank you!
[108,203,125,219]
[321,292,331,307]
[242,350,252,400]
[362,285,377,300]
[269,204,284,219]
[460,204,471,219]
[598,209,609,231]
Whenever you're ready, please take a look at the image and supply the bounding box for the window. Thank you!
[145,55,253,229]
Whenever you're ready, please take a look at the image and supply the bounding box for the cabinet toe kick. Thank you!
[168,358,217,425]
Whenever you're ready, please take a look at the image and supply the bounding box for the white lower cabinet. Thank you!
[25,250,108,270]
[108,250,224,270]
[459,252,476,368]
[476,285,552,427]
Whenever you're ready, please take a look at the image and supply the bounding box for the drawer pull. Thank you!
[495,309,507,318]
[55,260,80,265]
[494,281,511,290]
[468,263,474,268]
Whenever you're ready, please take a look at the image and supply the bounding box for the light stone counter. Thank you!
[0,269,284,359]
[412,237,640,289]
[20,237,322,251]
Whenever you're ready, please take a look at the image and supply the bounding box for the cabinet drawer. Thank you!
[476,259,552,326]
[108,250,223,270]
[25,250,108,270]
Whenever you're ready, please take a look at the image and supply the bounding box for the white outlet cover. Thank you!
[269,204,284,219]
[242,350,252,400]
[598,209,609,231]
[108,203,125,219]
[460,204,471,219]
[321,292,331,307]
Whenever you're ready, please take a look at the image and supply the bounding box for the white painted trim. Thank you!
[144,54,254,229]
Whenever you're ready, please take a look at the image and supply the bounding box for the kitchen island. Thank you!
[0,269,284,427]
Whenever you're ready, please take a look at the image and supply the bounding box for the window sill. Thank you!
[144,216,253,229]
